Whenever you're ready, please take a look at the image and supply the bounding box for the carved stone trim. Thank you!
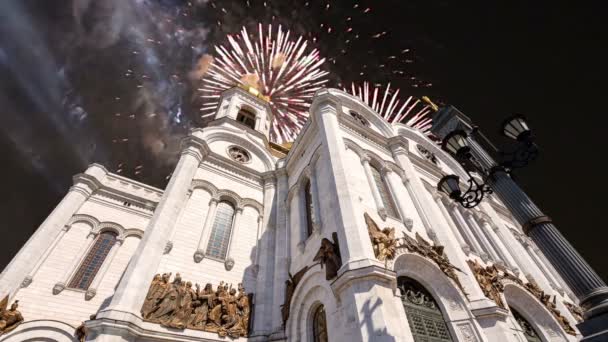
[467,260,505,308]
[468,261,577,335]
[563,301,583,323]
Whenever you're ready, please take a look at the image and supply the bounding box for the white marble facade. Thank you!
[0,87,582,342]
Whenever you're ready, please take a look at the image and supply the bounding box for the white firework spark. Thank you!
[199,24,329,143]
[347,82,434,135]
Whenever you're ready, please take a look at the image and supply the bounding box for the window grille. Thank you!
[205,201,236,259]
[68,231,117,290]
[399,277,453,342]
[304,179,314,237]
[312,305,328,342]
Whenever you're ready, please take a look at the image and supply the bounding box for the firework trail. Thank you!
[199,24,329,143]
[347,82,433,135]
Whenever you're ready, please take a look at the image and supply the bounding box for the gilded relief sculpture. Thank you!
[365,213,397,261]
[468,261,577,335]
[0,295,23,336]
[398,232,466,296]
[563,301,583,323]
[467,260,505,308]
[313,232,342,280]
[141,273,251,338]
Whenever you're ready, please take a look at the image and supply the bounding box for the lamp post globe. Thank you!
[438,175,462,200]
[502,115,532,142]
[441,130,471,160]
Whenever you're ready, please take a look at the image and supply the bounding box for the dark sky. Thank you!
[1,0,606,281]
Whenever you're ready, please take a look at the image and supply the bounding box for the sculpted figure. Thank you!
[365,213,397,261]
[281,266,310,326]
[467,260,505,308]
[401,233,466,296]
[313,232,343,280]
[0,297,23,336]
[207,282,226,329]
[150,273,182,322]
[221,288,239,331]
[191,283,214,328]
[165,281,195,329]
[235,283,250,335]
[141,274,163,318]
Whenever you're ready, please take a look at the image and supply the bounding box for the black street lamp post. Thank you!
[430,103,608,340]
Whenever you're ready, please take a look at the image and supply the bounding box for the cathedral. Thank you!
[0,86,588,341]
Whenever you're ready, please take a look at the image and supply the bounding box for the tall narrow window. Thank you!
[236,108,256,129]
[69,231,118,290]
[312,305,328,342]
[206,201,236,259]
[399,277,453,342]
[511,307,542,342]
[370,165,398,218]
[304,179,314,237]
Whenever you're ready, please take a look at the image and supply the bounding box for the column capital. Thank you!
[180,135,209,162]
[360,155,371,164]
[261,172,277,186]
[71,174,102,198]
[387,136,409,154]
[209,198,219,206]
[235,207,244,214]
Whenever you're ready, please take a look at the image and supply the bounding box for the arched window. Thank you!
[304,179,314,237]
[370,165,399,218]
[206,201,236,259]
[236,108,256,129]
[68,231,118,290]
[510,307,542,342]
[398,277,453,342]
[312,305,328,342]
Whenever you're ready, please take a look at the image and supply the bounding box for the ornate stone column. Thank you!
[270,168,289,338]
[94,136,207,331]
[85,238,123,300]
[53,230,97,295]
[476,214,520,273]
[193,198,219,262]
[20,224,70,288]
[0,164,103,298]
[309,164,323,232]
[432,194,471,254]
[383,167,414,228]
[224,206,244,270]
[432,107,608,337]
[464,211,501,263]
[449,203,488,261]
[361,156,387,219]
[252,173,275,337]
[310,95,376,264]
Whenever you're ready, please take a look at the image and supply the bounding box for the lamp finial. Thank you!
[422,96,439,112]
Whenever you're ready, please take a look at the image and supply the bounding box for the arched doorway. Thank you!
[398,276,453,342]
[510,307,542,342]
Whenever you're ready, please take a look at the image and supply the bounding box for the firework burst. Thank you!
[199,24,329,143]
[346,82,433,135]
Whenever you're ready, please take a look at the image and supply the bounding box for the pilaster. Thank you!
[0,164,105,299]
[90,135,208,340]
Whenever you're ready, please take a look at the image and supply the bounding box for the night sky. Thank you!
[1,0,606,281]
